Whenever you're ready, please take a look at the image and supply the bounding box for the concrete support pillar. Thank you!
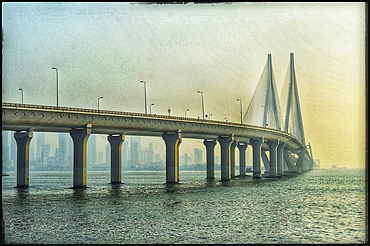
[267,140,279,177]
[230,141,237,178]
[277,142,285,175]
[107,134,125,184]
[203,139,216,179]
[283,149,295,172]
[261,150,270,173]
[162,130,182,183]
[70,125,92,188]
[237,142,247,177]
[295,148,306,172]
[250,138,263,179]
[14,131,33,188]
[217,134,234,181]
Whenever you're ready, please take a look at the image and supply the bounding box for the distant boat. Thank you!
[2,172,9,176]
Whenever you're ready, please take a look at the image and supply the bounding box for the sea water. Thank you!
[1,168,367,244]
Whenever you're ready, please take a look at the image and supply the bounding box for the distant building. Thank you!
[88,134,97,167]
[148,142,154,163]
[194,148,203,164]
[106,143,110,165]
[130,136,141,168]
[122,141,128,168]
[58,133,67,168]
[36,132,45,165]
[2,131,10,166]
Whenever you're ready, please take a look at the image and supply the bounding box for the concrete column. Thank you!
[237,142,247,176]
[107,134,125,184]
[277,142,285,175]
[295,148,306,172]
[70,125,92,188]
[14,131,33,188]
[230,141,237,178]
[162,130,182,183]
[250,138,263,179]
[261,150,270,173]
[267,140,279,177]
[217,134,234,181]
[203,139,216,179]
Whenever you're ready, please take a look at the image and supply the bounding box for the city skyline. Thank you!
[3,130,235,171]
[1,2,366,168]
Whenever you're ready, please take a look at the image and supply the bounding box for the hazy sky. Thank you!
[2,2,366,168]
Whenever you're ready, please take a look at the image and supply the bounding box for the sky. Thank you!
[2,2,367,169]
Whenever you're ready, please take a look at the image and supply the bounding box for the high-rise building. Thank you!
[2,131,10,166]
[36,132,45,165]
[58,133,67,168]
[122,141,128,168]
[130,136,141,167]
[130,142,139,167]
[184,153,189,165]
[148,142,154,163]
[106,143,110,165]
[10,133,16,167]
[43,144,51,164]
[194,148,203,164]
[88,134,97,167]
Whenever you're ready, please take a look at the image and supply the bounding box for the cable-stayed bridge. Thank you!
[2,53,315,188]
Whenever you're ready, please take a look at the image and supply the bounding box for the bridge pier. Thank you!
[162,130,182,184]
[203,139,216,179]
[237,142,247,177]
[261,150,270,174]
[267,140,279,177]
[295,148,306,172]
[277,142,285,175]
[230,141,237,178]
[107,134,125,184]
[14,131,33,188]
[217,134,234,181]
[70,125,92,188]
[250,138,263,179]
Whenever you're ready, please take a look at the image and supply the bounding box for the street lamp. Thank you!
[237,99,243,124]
[19,88,24,104]
[185,108,189,117]
[98,96,103,114]
[167,107,171,116]
[140,80,147,114]
[150,103,154,114]
[197,90,205,120]
[208,113,212,120]
[52,67,59,107]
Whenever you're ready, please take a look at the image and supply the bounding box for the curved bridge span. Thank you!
[2,102,313,188]
[2,103,304,152]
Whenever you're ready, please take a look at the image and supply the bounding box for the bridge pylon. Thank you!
[243,54,283,130]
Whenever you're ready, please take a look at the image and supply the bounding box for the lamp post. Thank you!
[19,88,24,104]
[98,96,103,114]
[197,90,205,120]
[237,99,243,124]
[150,103,154,114]
[208,113,212,120]
[140,80,147,114]
[52,67,59,107]
[167,107,171,116]
[185,108,189,117]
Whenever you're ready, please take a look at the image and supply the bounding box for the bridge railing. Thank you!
[3,102,308,151]
[2,102,244,126]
